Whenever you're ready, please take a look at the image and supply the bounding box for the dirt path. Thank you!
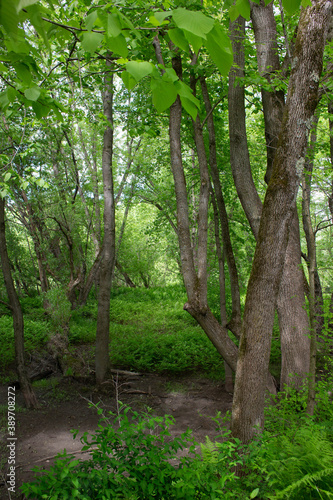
[0,373,232,500]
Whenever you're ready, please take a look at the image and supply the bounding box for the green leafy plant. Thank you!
[44,287,72,334]
[21,406,201,499]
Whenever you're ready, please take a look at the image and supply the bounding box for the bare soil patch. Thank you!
[0,371,232,500]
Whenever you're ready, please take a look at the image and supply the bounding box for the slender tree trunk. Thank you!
[250,0,285,184]
[0,198,38,408]
[232,0,331,442]
[95,60,116,385]
[167,53,239,370]
[228,17,262,239]
[200,76,242,337]
[302,155,317,415]
[211,190,234,392]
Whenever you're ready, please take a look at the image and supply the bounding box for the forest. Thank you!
[0,0,333,498]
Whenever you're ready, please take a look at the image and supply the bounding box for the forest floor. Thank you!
[0,368,233,500]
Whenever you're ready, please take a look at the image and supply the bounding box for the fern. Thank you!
[271,467,333,499]
[200,436,220,465]
[264,424,333,499]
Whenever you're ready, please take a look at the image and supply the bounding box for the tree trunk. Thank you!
[95,60,116,385]
[228,17,262,239]
[167,53,239,370]
[302,163,317,415]
[211,190,234,392]
[277,208,310,390]
[250,0,285,184]
[251,1,311,391]
[231,0,331,442]
[230,7,310,391]
[200,76,242,337]
[0,198,38,408]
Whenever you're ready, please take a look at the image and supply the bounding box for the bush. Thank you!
[20,406,229,500]
[0,316,49,367]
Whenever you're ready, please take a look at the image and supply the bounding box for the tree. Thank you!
[231,0,332,442]
[95,60,116,385]
[0,197,38,408]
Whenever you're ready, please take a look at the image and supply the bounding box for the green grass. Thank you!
[0,285,228,379]
[0,315,50,368]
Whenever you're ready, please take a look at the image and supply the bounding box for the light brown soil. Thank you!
[0,371,232,500]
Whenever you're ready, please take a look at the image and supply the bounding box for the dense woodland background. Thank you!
[1,0,333,497]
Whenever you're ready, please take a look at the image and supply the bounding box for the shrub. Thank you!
[20,406,226,500]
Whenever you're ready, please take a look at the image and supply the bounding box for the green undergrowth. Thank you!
[0,285,227,379]
[21,377,333,499]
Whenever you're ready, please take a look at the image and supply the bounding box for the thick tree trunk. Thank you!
[251,1,311,391]
[277,208,310,390]
[232,0,331,442]
[95,61,116,385]
[0,198,38,408]
[230,7,310,391]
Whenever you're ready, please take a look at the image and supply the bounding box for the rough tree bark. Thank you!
[0,197,38,408]
[95,60,116,385]
[229,8,310,391]
[250,1,311,391]
[231,0,332,442]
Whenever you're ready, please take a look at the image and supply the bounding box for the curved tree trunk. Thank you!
[95,59,116,385]
[230,7,310,392]
[0,198,38,408]
[232,0,331,442]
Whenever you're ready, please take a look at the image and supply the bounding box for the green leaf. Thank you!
[7,87,17,103]
[81,31,104,54]
[24,86,41,101]
[107,13,122,37]
[163,68,178,83]
[0,0,19,36]
[4,172,11,182]
[151,78,177,112]
[236,0,250,20]
[121,71,137,90]
[126,61,154,82]
[250,488,260,499]
[17,0,39,11]
[205,23,233,76]
[180,96,198,120]
[0,91,9,109]
[152,11,172,23]
[301,0,311,7]
[229,5,240,21]
[26,4,49,48]
[32,100,50,119]
[183,30,203,55]
[172,8,214,38]
[282,0,302,14]
[168,28,189,52]
[14,62,32,85]
[85,11,98,31]
[107,33,128,58]
[175,80,200,108]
